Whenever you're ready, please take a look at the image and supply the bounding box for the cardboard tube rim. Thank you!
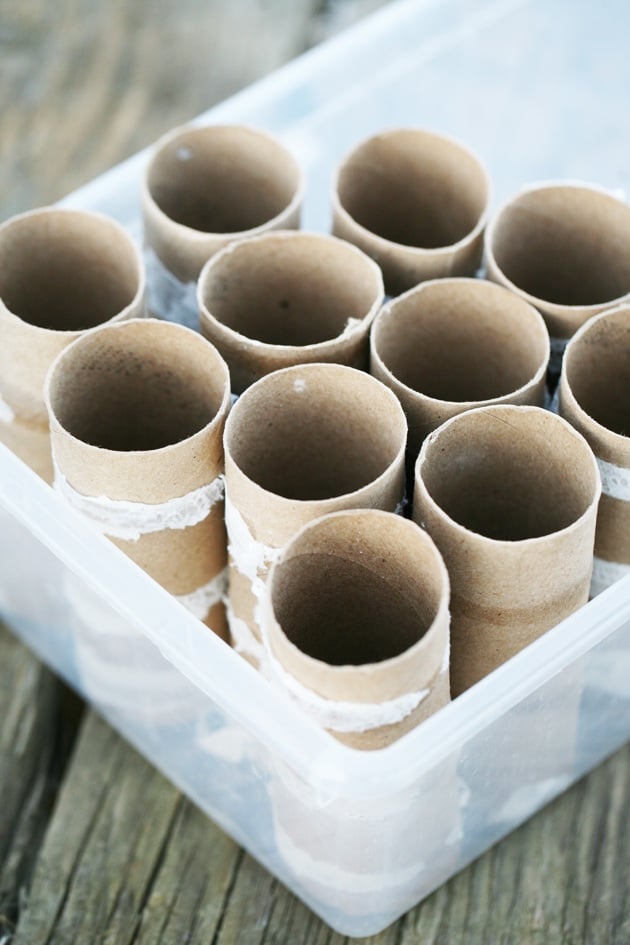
[0,206,146,338]
[484,180,630,327]
[265,508,450,683]
[142,123,305,245]
[197,229,384,353]
[370,277,550,409]
[331,127,492,258]
[44,317,231,461]
[560,303,630,456]
[415,405,601,548]
[223,363,407,513]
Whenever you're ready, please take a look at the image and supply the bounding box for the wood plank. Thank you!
[12,711,182,945]
[2,0,628,943]
[0,0,368,219]
[133,801,241,945]
[13,696,628,945]
[399,746,630,945]
[0,625,74,943]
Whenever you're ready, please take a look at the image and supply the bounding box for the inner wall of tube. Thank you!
[422,414,595,540]
[491,193,630,306]
[228,374,403,500]
[337,134,487,249]
[0,217,139,332]
[273,552,438,665]
[203,240,378,346]
[376,286,544,401]
[50,331,225,451]
[567,314,630,436]
[148,129,299,233]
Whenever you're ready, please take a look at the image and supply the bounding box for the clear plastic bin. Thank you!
[2,0,630,936]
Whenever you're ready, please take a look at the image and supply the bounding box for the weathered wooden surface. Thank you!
[0,0,629,942]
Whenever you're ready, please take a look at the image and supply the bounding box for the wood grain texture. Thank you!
[0,626,79,943]
[0,0,628,942]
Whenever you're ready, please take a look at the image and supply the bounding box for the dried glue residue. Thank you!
[591,556,630,597]
[266,645,430,735]
[595,456,630,501]
[53,461,224,541]
[224,492,283,585]
[175,568,228,621]
[0,393,15,424]
[274,821,426,894]
[226,599,266,666]
[341,316,363,336]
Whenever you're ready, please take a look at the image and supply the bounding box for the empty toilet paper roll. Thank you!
[261,508,450,749]
[484,182,630,374]
[65,570,213,728]
[414,405,600,696]
[0,207,145,480]
[223,363,407,664]
[559,304,630,596]
[270,747,461,919]
[45,318,231,637]
[198,230,384,394]
[332,128,490,295]
[142,124,304,328]
[370,278,549,465]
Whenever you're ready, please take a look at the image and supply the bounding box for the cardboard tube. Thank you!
[261,509,450,750]
[66,570,213,728]
[484,183,630,369]
[270,750,461,918]
[142,124,304,325]
[370,278,549,465]
[414,405,600,696]
[0,207,145,480]
[198,230,383,394]
[45,318,231,637]
[223,363,407,663]
[332,128,490,296]
[559,304,630,595]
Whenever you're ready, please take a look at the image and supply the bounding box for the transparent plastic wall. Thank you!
[2,0,630,936]
[1,452,629,937]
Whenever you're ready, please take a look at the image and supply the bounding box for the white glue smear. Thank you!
[53,462,224,541]
[266,646,429,734]
[226,599,266,666]
[595,456,630,502]
[176,568,228,621]
[341,316,363,336]
[144,247,199,330]
[274,821,425,894]
[224,493,283,584]
[0,393,15,424]
[591,556,630,597]
[440,633,450,675]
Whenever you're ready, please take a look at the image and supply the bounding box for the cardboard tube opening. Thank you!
[336,130,488,250]
[564,306,630,436]
[225,365,406,500]
[48,319,228,452]
[0,209,142,332]
[199,231,381,347]
[372,279,548,402]
[487,185,630,308]
[147,125,301,235]
[420,407,597,540]
[272,513,443,666]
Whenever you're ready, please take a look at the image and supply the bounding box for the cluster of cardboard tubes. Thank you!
[1,124,629,749]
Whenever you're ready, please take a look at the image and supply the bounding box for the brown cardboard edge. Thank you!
[263,508,450,703]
